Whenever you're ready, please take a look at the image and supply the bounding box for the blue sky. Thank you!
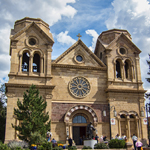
[0,0,150,91]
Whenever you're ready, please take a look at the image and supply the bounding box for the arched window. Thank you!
[22,52,30,72]
[124,60,132,79]
[120,114,126,118]
[116,60,121,78]
[33,53,40,72]
[130,115,135,118]
[73,115,87,123]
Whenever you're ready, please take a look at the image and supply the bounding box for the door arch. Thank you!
[64,105,98,145]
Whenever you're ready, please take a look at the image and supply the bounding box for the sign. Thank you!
[111,118,115,125]
[143,118,147,125]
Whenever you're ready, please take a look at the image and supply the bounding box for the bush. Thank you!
[94,143,109,149]
[30,131,46,146]
[82,145,92,149]
[108,139,126,148]
[7,140,29,150]
[67,146,77,150]
[38,142,52,150]
[0,141,10,150]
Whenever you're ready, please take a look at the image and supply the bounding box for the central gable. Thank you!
[53,39,106,68]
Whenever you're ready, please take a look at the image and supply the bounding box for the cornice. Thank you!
[52,63,107,71]
[6,83,55,89]
[105,88,146,93]
[8,73,53,79]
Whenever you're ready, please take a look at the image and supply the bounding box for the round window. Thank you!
[29,38,36,45]
[76,55,83,62]
[69,77,90,98]
[120,48,126,55]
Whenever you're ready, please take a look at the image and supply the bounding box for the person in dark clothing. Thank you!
[68,137,73,147]
[95,134,99,143]
[79,137,83,145]
[103,136,107,141]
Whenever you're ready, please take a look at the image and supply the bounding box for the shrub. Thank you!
[30,131,46,146]
[68,146,77,150]
[108,139,126,148]
[94,143,109,149]
[82,145,92,149]
[0,141,10,150]
[38,142,52,150]
[7,140,29,150]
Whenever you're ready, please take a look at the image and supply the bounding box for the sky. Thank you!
[0,0,150,92]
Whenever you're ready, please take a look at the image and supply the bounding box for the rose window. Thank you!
[69,77,90,98]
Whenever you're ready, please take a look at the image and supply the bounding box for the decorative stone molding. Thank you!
[64,105,98,123]
[45,94,53,99]
[52,63,106,71]
[6,93,15,98]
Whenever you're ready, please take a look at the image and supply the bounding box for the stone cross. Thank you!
[77,33,82,39]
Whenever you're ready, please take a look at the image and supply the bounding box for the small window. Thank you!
[73,115,87,123]
[120,48,126,55]
[120,114,126,118]
[22,52,30,72]
[76,55,83,62]
[100,52,102,60]
[130,115,135,118]
[29,38,36,45]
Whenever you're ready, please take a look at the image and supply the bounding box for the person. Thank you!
[51,138,57,148]
[132,134,138,150]
[103,136,107,141]
[100,135,103,142]
[115,134,121,139]
[47,129,52,137]
[95,134,99,143]
[68,137,73,147]
[79,137,83,145]
[122,133,126,140]
[136,139,143,150]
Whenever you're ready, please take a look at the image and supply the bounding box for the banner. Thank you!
[111,118,115,125]
[143,118,147,125]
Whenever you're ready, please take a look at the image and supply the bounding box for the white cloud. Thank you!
[56,31,76,45]
[85,30,99,51]
[4,0,77,26]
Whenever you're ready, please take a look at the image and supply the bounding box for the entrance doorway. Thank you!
[73,126,86,145]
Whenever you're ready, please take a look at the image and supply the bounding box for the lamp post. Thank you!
[107,104,117,140]
[141,103,150,146]
[146,103,150,146]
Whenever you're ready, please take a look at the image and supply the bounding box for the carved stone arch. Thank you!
[118,110,128,116]
[113,56,123,65]
[128,111,138,118]
[18,47,32,56]
[33,49,44,58]
[64,105,98,125]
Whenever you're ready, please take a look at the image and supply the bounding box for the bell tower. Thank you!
[5,17,55,143]
[9,17,54,77]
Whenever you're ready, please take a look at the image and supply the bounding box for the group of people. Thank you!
[47,130,57,148]
[47,129,143,150]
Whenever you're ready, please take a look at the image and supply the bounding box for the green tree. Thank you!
[12,84,50,143]
[0,83,7,142]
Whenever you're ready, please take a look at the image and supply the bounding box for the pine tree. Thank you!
[145,54,150,98]
[12,84,50,142]
[0,83,6,142]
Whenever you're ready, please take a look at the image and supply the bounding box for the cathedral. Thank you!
[5,17,147,144]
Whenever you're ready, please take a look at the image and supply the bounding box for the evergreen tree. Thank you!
[146,54,150,98]
[0,83,6,142]
[12,84,50,142]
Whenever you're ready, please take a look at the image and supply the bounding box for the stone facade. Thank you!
[5,17,147,144]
